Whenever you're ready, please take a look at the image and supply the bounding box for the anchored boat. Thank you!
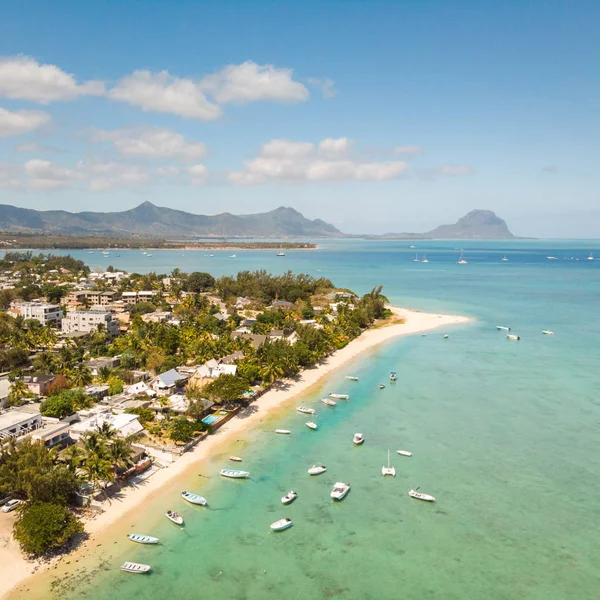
[281,490,298,505]
[127,534,159,545]
[271,518,293,531]
[220,469,250,479]
[121,562,151,574]
[409,488,436,502]
[181,491,207,506]
[330,482,351,501]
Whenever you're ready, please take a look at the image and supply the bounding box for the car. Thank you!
[1,499,22,513]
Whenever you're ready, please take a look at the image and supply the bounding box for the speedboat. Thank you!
[320,398,336,407]
[353,433,364,445]
[345,376,359,381]
[165,511,184,525]
[330,393,349,400]
[220,469,250,479]
[379,384,385,389]
[397,450,412,457]
[308,463,327,475]
[181,491,207,506]
[297,406,315,415]
[496,325,511,331]
[229,456,243,462]
[507,334,520,341]
[281,491,298,505]
[271,518,293,531]
[408,488,436,502]
[127,534,159,545]
[121,562,151,574]
[275,429,291,435]
[390,372,397,382]
[306,421,318,430]
[330,482,351,501]
[382,450,396,477]
[542,330,554,335]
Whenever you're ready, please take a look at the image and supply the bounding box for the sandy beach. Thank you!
[0,306,469,599]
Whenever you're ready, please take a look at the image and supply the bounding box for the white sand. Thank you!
[0,307,469,599]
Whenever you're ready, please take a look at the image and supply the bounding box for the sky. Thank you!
[0,0,598,238]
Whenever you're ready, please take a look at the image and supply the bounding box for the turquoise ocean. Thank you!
[7,240,600,600]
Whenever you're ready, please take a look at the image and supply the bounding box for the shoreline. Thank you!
[0,306,470,600]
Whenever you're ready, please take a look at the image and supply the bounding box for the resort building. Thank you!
[61,310,119,336]
[66,290,118,310]
[121,290,160,305]
[9,301,62,326]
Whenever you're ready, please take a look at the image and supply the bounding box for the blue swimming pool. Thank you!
[202,415,219,425]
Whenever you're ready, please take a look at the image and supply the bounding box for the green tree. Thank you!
[67,364,93,388]
[125,407,154,425]
[7,379,30,406]
[40,394,75,419]
[202,374,249,403]
[168,416,198,443]
[185,272,215,293]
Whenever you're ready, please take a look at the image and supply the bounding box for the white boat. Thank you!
[353,433,364,445]
[271,518,293,531]
[330,482,351,501]
[220,469,250,479]
[146,253,152,257]
[397,450,412,457]
[345,376,359,381]
[379,384,385,389]
[127,534,159,545]
[181,491,207,506]
[320,398,336,407]
[390,372,397,382]
[496,325,511,331]
[306,421,318,430]
[229,456,243,462]
[542,330,554,335]
[413,254,420,263]
[382,449,396,477]
[275,429,291,435]
[547,256,557,260]
[502,256,508,262]
[165,511,184,525]
[276,245,285,257]
[422,255,429,263]
[281,491,298,505]
[507,334,520,341]
[409,488,436,502]
[308,463,326,475]
[587,253,594,261]
[297,406,315,415]
[229,254,236,258]
[329,393,349,400]
[444,334,449,339]
[209,253,214,257]
[121,562,151,574]
[458,250,468,264]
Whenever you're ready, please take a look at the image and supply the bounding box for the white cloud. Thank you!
[227,171,265,185]
[24,158,81,189]
[259,139,314,159]
[318,137,353,157]
[108,70,222,120]
[439,164,474,176]
[308,77,336,99]
[199,61,309,104]
[0,56,104,103]
[79,160,150,192]
[0,106,51,138]
[0,162,22,189]
[394,145,422,155]
[91,126,207,161]
[157,166,181,177]
[187,164,208,184]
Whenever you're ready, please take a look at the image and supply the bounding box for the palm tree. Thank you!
[96,365,113,384]
[68,363,93,388]
[106,437,134,478]
[81,453,114,494]
[8,379,30,406]
[96,421,117,442]
[259,361,284,385]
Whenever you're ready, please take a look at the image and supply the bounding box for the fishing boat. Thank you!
[390,371,397,382]
[353,433,364,445]
[281,491,298,505]
[457,250,468,264]
[229,456,243,462]
[220,469,250,479]
[121,562,151,574]
[345,376,359,381]
[397,450,412,457]
[382,450,396,477]
[275,429,291,435]
[320,397,336,407]
[330,393,349,400]
[165,511,184,525]
[542,330,554,335]
[297,406,315,415]
[408,488,436,502]
[507,334,520,341]
[271,518,293,531]
[306,421,318,430]
[181,491,207,506]
[496,325,511,331]
[127,534,159,545]
[308,463,327,475]
[379,384,385,389]
[330,482,351,501]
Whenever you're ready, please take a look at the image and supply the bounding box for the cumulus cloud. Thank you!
[318,137,353,157]
[259,139,314,159]
[438,164,474,176]
[187,163,208,185]
[24,158,81,190]
[108,70,222,120]
[199,61,309,104]
[308,77,336,99]
[0,106,51,138]
[78,160,151,192]
[91,126,207,161]
[0,56,104,103]
[394,145,422,155]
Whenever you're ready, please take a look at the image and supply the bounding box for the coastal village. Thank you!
[0,251,390,560]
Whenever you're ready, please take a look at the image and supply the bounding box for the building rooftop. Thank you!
[0,408,41,430]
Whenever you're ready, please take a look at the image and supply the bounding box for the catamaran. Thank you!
[382,449,396,477]
[127,534,159,545]
[330,482,351,500]
[181,491,207,506]
[271,518,293,531]
[220,469,250,479]
[121,562,151,574]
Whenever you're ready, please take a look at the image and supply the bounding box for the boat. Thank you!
[320,397,336,407]
[297,406,315,415]
[422,255,429,263]
[408,488,436,502]
[397,450,412,457]
[181,491,207,506]
[220,469,250,479]
[444,334,449,339]
[353,433,364,445]
[209,253,215,257]
[121,562,151,574]
[413,254,420,263]
[281,491,298,505]
[270,518,293,531]
[229,456,243,462]
[458,250,468,264]
[345,376,359,381]
[382,449,396,477]
[379,384,385,389]
[587,253,594,261]
[507,334,520,341]
[547,256,557,260]
[390,371,397,382]
[306,421,318,430]
[127,534,159,545]
[542,330,554,335]
[275,429,291,435]
[308,463,327,475]
[229,254,236,258]
[330,482,351,501]
[276,244,285,257]
[329,393,349,400]
[146,253,152,257]
[165,511,184,525]
[502,256,508,262]
[496,325,511,331]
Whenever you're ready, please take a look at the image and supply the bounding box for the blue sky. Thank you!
[0,0,598,237]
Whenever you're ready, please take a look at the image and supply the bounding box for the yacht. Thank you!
[413,254,420,263]
[588,253,595,261]
[457,250,468,264]
[331,482,351,501]
[276,244,285,257]
[421,255,429,263]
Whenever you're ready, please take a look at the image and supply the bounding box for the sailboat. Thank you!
[276,244,285,257]
[421,255,429,263]
[588,253,595,261]
[458,250,468,265]
[502,256,508,262]
[382,449,396,477]
[413,254,420,262]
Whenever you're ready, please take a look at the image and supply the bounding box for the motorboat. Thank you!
[297,406,315,415]
[390,372,397,382]
[165,511,184,525]
[496,325,511,331]
[127,534,159,545]
[275,429,291,435]
[507,334,520,341]
[379,384,385,389]
[229,456,243,462]
[320,398,336,407]
[306,421,318,430]
[330,482,351,501]
[330,393,349,400]
[121,562,151,574]
[547,256,557,260]
[397,450,412,457]
[353,433,364,445]
[181,491,207,506]
[345,376,359,381]
[308,463,327,475]
[382,450,396,477]
[281,491,298,505]
[209,253,214,257]
[542,330,554,335]
[220,469,250,479]
[408,488,436,502]
[271,518,293,531]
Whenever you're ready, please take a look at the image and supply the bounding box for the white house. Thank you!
[62,311,119,336]
[70,413,144,440]
[126,381,155,396]
[0,408,42,441]
[9,301,62,326]
[149,369,189,396]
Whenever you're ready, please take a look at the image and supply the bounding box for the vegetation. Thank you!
[201,374,250,403]
[40,389,90,419]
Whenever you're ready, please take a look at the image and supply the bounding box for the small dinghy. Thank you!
[297,406,315,415]
[382,450,396,477]
[345,376,359,381]
[127,534,159,545]
[330,393,349,400]
[165,511,184,525]
[281,490,298,505]
[353,433,364,445]
[306,421,318,430]
[220,469,250,479]
[507,334,520,341]
[308,463,327,475]
[229,456,243,462]
[330,482,351,501]
[321,398,336,407]
[121,562,151,574]
[542,330,554,335]
[181,491,207,506]
[275,429,291,435]
[496,325,511,331]
[390,372,398,382]
[379,384,385,389]
[409,488,436,502]
[271,518,293,532]
[397,450,412,457]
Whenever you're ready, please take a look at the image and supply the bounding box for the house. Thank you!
[231,332,267,349]
[31,421,71,448]
[61,310,119,336]
[22,374,56,396]
[268,300,294,311]
[85,385,110,400]
[85,356,121,376]
[66,290,118,309]
[220,351,245,364]
[0,407,42,441]
[122,290,160,305]
[126,381,155,396]
[151,394,189,414]
[189,362,238,389]
[9,301,62,326]
[0,379,10,408]
[149,369,189,396]
[269,329,299,344]
[70,412,144,440]
[235,297,252,309]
